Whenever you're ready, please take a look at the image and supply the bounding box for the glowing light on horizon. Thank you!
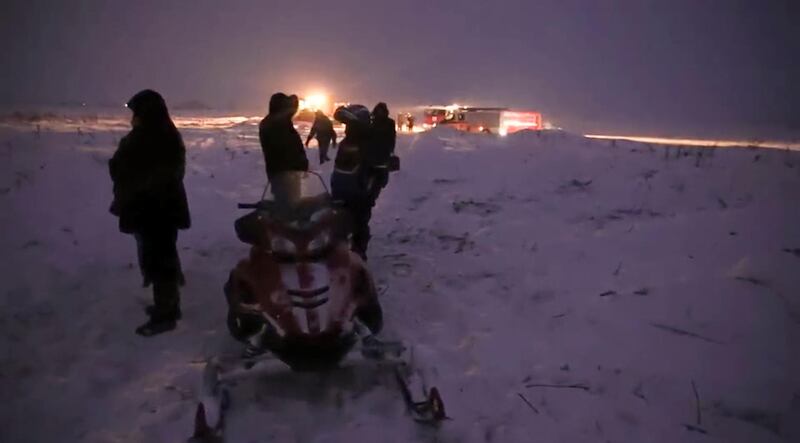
[300,92,329,112]
[585,134,800,150]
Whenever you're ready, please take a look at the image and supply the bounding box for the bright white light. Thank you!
[499,127,508,136]
[301,93,329,112]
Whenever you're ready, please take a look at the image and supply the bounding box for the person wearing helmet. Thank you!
[332,104,373,259]
[259,93,309,205]
[305,109,337,165]
[109,89,191,336]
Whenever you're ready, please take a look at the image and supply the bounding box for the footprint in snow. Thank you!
[392,263,412,277]
[408,194,430,211]
[451,199,501,216]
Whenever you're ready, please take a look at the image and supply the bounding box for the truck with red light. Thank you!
[438,107,543,135]
[422,107,448,129]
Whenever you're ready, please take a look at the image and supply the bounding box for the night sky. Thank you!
[1,0,798,138]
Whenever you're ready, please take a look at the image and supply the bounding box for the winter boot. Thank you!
[136,280,180,337]
[135,315,177,337]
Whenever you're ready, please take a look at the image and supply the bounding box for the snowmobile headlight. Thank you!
[270,236,296,255]
[310,207,333,223]
[307,231,331,256]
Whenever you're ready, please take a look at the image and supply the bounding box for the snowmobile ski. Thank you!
[394,364,448,424]
[188,362,229,443]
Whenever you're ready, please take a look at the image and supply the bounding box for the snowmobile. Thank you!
[189,171,445,442]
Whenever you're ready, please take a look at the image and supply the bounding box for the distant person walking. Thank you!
[406,114,415,132]
[259,93,309,205]
[109,89,190,336]
[305,110,337,165]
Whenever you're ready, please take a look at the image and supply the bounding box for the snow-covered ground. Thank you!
[1,119,799,442]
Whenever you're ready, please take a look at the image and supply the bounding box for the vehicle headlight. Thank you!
[270,236,296,255]
[308,231,331,255]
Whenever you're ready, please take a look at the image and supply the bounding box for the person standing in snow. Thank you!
[365,102,396,203]
[305,109,337,165]
[332,104,373,260]
[109,89,190,336]
[259,93,309,204]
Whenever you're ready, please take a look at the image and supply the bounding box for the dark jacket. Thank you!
[306,112,337,145]
[259,93,309,180]
[367,116,396,167]
[333,105,371,173]
[109,114,191,234]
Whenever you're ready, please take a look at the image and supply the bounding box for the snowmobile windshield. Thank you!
[261,171,331,223]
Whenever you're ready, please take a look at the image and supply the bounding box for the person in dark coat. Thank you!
[305,110,337,165]
[332,104,373,259]
[109,89,190,336]
[365,102,396,202]
[259,93,309,204]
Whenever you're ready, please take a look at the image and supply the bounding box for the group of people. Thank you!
[108,89,396,336]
